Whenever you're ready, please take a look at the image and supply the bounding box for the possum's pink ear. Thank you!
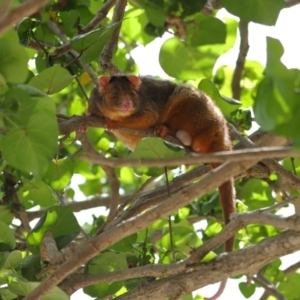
[99,76,111,88]
[127,75,141,88]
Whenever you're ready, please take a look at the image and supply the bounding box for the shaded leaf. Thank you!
[0,31,28,84]
[221,0,284,25]
[26,206,80,254]
[0,222,16,251]
[186,14,226,47]
[71,23,121,63]
[43,158,74,191]
[84,252,127,297]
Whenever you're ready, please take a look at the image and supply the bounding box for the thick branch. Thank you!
[0,0,51,35]
[115,230,300,300]
[80,146,300,168]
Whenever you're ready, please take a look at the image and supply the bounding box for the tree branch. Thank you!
[0,0,51,35]
[25,134,288,300]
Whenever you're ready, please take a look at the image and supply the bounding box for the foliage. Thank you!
[0,0,299,300]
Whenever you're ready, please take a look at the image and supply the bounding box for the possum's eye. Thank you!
[110,89,118,97]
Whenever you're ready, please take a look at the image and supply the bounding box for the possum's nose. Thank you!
[121,100,133,111]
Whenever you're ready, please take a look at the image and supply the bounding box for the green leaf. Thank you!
[0,221,16,251]
[0,287,17,300]
[71,23,121,63]
[109,234,138,252]
[60,11,80,37]
[221,0,284,25]
[239,282,256,298]
[240,179,274,210]
[18,255,42,282]
[0,30,28,84]
[134,0,165,27]
[278,273,300,298]
[132,137,185,159]
[160,221,201,253]
[198,79,240,116]
[0,206,14,225]
[180,1,206,17]
[26,206,80,254]
[43,158,74,191]
[16,84,49,98]
[8,281,69,299]
[29,65,73,94]
[2,118,58,177]
[1,251,22,269]
[186,14,226,47]
[121,8,155,45]
[159,37,215,80]
[84,252,127,298]
[18,178,59,208]
[17,17,40,46]
[130,137,184,176]
[1,89,58,177]
[159,19,237,80]
[254,38,300,143]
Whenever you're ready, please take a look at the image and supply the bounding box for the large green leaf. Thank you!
[71,23,121,63]
[159,18,237,80]
[2,116,58,177]
[221,0,284,25]
[1,89,59,177]
[254,38,300,144]
[26,206,81,254]
[0,30,28,84]
[186,13,226,47]
[84,252,127,298]
[29,65,73,94]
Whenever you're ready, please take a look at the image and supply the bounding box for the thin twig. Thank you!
[80,0,116,34]
[231,21,249,99]
[100,0,127,74]
[253,275,286,300]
